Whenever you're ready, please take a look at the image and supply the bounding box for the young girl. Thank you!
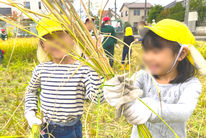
[121,27,134,71]
[104,19,205,138]
[25,15,104,138]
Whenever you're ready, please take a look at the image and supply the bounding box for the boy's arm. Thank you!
[84,69,104,104]
[25,66,41,114]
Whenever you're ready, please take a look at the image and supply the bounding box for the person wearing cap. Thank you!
[1,29,7,40]
[101,16,118,67]
[24,14,104,138]
[121,27,134,71]
[103,19,206,138]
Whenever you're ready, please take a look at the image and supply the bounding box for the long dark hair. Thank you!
[142,30,196,84]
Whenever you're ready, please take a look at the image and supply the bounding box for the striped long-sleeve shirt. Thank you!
[25,61,104,123]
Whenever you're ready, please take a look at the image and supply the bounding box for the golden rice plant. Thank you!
[0,0,179,137]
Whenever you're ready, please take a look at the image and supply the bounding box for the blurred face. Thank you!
[143,40,177,75]
[138,24,145,32]
[41,31,74,60]
[85,20,94,31]
[106,20,111,25]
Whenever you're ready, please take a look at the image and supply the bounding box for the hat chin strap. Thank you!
[167,44,188,73]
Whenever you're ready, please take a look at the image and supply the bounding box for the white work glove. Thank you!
[103,74,130,107]
[25,110,42,128]
[123,99,152,125]
[103,74,143,118]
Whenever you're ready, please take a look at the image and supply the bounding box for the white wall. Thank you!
[1,0,49,20]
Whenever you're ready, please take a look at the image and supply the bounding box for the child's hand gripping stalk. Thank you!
[25,110,42,128]
[103,74,143,118]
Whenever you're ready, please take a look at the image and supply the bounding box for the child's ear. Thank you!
[178,47,188,61]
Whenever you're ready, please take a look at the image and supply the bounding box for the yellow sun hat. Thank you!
[36,14,69,37]
[36,14,68,63]
[141,19,206,75]
[125,27,133,36]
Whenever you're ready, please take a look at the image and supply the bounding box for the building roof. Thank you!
[164,0,184,9]
[0,8,12,16]
[120,2,152,11]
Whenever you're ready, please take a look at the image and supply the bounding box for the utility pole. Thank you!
[80,0,82,18]
[184,0,190,25]
[115,0,117,19]
[144,0,147,21]
[88,0,90,15]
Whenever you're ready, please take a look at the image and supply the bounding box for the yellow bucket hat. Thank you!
[36,14,83,64]
[36,14,65,37]
[36,14,65,63]
[125,27,133,36]
[141,19,206,75]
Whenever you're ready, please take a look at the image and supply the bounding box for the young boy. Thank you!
[25,15,104,138]
[121,27,134,71]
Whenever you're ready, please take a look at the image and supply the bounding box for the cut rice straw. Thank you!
[0,0,178,137]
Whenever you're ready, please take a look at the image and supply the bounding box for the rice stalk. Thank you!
[0,0,178,137]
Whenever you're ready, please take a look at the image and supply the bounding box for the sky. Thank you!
[76,0,181,19]
[0,0,181,20]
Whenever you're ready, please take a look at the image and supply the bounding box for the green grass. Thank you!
[0,38,205,137]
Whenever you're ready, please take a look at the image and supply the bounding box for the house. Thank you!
[120,2,152,30]
[0,8,12,16]
[9,0,48,20]
[0,0,49,36]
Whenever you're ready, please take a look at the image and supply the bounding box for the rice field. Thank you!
[0,38,205,137]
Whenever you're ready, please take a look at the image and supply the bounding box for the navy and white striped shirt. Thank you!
[25,61,104,123]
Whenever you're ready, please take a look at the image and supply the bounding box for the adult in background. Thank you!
[101,16,118,67]
[1,29,7,41]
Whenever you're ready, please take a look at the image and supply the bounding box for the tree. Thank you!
[147,5,164,23]
[157,8,170,21]
[167,2,185,21]
[190,0,206,24]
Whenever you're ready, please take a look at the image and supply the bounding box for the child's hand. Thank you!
[115,87,143,119]
[25,110,42,128]
[103,74,130,107]
[134,39,139,42]
[123,99,152,125]
[115,44,120,48]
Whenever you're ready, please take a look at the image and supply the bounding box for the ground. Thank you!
[0,38,205,137]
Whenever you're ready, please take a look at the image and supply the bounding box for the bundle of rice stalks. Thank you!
[0,0,178,137]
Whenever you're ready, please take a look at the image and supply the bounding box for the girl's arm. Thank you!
[145,78,202,123]
[25,66,41,114]
[84,69,104,104]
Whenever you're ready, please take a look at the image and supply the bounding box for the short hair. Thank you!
[139,21,146,26]
[85,17,94,24]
